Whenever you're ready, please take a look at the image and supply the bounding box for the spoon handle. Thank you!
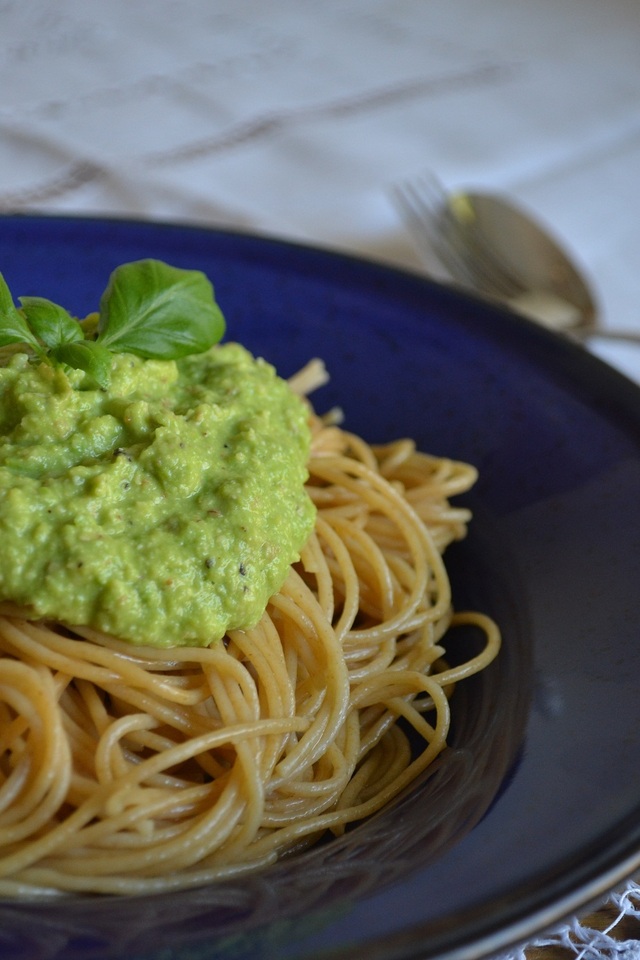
[576,329,640,346]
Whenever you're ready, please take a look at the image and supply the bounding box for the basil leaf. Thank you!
[0,273,46,354]
[50,340,112,389]
[96,259,225,359]
[19,296,84,348]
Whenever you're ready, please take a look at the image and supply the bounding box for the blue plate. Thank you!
[1,215,640,960]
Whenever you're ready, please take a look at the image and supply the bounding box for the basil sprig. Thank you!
[0,259,226,388]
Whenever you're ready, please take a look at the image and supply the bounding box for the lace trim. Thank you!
[499,883,640,960]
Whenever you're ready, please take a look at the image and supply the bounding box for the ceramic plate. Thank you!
[1,216,640,960]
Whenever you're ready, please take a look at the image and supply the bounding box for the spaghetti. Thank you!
[0,368,500,897]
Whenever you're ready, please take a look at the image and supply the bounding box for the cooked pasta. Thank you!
[0,376,500,897]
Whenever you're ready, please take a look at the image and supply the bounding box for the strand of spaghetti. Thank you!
[328,429,380,470]
[324,514,397,622]
[287,358,329,396]
[0,668,70,754]
[53,784,218,850]
[319,677,451,820]
[0,660,71,838]
[310,516,360,641]
[6,847,276,896]
[243,675,452,860]
[95,801,224,848]
[268,569,350,779]
[427,613,501,686]
[102,716,309,811]
[349,671,446,767]
[393,623,445,675]
[224,619,295,782]
[198,661,267,857]
[0,618,206,705]
[43,779,247,877]
[351,668,454,713]
[333,724,411,818]
[264,722,360,818]
[298,529,336,626]
[379,446,478,497]
[0,716,309,878]
[309,454,451,632]
[94,713,159,786]
[373,438,417,474]
[265,741,358,803]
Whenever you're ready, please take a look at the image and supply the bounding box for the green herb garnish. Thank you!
[0,259,226,388]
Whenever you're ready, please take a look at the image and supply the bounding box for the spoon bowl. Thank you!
[450,191,597,332]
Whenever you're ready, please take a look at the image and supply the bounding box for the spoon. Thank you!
[394,174,640,344]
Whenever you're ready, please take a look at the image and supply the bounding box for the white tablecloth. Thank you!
[2,1,640,955]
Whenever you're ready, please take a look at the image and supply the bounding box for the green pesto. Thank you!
[0,343,315,647]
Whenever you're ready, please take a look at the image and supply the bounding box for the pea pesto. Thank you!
[0,260,315,648]
[0,344,315,646]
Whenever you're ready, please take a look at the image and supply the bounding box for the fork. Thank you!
[393,172,526,303]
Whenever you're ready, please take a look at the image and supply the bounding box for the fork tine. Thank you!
[393,176,485,288]
[394,171,525,301]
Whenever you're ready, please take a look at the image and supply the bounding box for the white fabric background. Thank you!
[2,1,640,954]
